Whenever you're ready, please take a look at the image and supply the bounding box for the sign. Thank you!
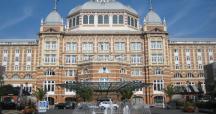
[38,101,48,113]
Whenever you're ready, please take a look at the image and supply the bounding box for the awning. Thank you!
[57,81,152,92]
[174,85,204,95]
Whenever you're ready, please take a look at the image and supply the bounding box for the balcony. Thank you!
[78,57,129,64]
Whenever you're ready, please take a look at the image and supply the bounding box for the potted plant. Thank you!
[183,101,195,113]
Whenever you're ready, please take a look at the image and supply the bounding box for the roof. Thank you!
[144,9,162,24]
[45,10,62,25]
[68,0,138,16]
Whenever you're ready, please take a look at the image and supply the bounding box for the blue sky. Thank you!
[0,0,215,39]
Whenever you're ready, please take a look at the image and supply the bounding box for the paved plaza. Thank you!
[2,108,208,114]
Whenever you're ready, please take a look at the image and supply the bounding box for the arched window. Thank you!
[174,73,182,78]
[119,15,124,24]
[98,67,110,73]
[198,73,204,78]
[127,16,131,25]
[12,74,20,80]
[134,19,137,27]
[98,15,103,24]
[69,19,72,28]
[155,68,163,75]
[131,18,134,26]
[113,15,118,24]
[24,74,32,79]
[186,73,194,78]
[76,16,79,25]
[104,15,109,24]
[44,69,55,76]
[72,17,76,27]
[83,15,88,24]
[89,15,94,24]
[120,68,126,74]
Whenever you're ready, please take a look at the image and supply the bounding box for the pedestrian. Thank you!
[0,102,2,114]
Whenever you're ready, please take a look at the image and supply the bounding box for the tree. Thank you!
[33,88,46,101]
[120,87,134,101]
[164,84,175,102]
[76,86,93,102]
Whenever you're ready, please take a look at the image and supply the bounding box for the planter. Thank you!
[23,108,35,114]
[183,106,195,113]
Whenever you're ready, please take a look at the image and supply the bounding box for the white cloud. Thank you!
[0,7,33,31]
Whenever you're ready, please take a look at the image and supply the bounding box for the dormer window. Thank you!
[89,15,94,24]
[98,15,109,24]
[83,15,88,24]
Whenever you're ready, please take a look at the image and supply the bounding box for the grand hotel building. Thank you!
[0,0,215,105]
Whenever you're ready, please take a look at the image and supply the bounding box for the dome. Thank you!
[68,0,138,16]
[144,9,162,24]
[45,10,62,25]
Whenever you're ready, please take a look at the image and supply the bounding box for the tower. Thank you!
[142,2,170,105]
[37,1,66,104]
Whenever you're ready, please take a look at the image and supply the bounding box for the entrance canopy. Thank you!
[57,81,152,92]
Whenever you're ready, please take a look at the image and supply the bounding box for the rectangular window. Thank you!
[65,55,76,64]
[26,65,31,71]
[3,57,7,62]
[14,65,19,71]
[82,43,93,52]
[197,56,202,61]
[186,56,191,61]
[26,56,31,62]
[131,42,141,51]
[115,42,125,51]
[131,55,142,64]
[26,49,32,53]
[65,81,75,92]
[174,49,178,53]
[45,41,50,49]
[208,49,213,52]
[43,81,55,92]
[45,41,57,50]
[66,42,77,52]
[198,64,203,69]
[131,68,141,76]
[152,54,164,64]
[15,57,19,62]
[187,64,191,69]
[51,41,57,49]
[99,42,109,51]
[65,70,76,76]
[175,64,180,69]
[151,41,163,49]
[3,49,8,54]
[175,56,179,61]
[185,49,190,52]
[44,54,56,64]
[153,80,164,91]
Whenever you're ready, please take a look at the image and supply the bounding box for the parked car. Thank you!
[99,101,119,110]
[55,103,66,109]
[65,102,76,109]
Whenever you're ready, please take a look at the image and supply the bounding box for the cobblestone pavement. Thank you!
[44,108,207,114]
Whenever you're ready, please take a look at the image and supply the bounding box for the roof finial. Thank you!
[149,0,153,10]
[53,0,59,10]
